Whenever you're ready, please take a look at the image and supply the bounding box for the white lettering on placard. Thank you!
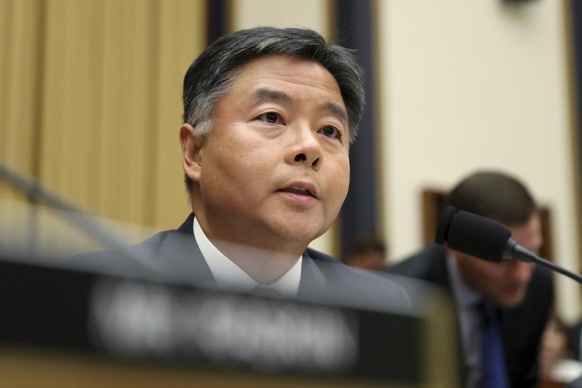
[89,280,358,374]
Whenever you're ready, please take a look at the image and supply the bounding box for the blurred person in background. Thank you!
[384,171,554,387]
[344,234,387,272]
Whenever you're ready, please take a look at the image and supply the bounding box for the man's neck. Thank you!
[211,239,301,285]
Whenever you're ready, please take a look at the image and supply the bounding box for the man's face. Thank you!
[181,55,350,254]
[454,214,541,308]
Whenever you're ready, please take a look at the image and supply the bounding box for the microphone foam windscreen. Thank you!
[438,208,511,263]
[435,206,457,245]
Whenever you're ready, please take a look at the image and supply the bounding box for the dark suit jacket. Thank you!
[567,321,582,361]
[384,244,554,388]
[70,214,411,312]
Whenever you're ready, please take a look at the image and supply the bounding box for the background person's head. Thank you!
[446,171,542,308]
[179,27,365,255]
[345,235,387,272]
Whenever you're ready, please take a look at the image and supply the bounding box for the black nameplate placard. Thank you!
[0,258,427,384]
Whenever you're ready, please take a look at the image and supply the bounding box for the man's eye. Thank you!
[321,125,341,139]
[259,112,282,124]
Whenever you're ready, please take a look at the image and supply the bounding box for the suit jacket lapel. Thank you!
[297,250,328,298]
[424,245,454,289]
[156,214,216,287]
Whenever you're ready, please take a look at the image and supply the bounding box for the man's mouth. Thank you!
[279,183,318,199]
[283,187,313,196]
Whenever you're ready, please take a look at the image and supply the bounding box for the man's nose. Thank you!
[288,124,322,169]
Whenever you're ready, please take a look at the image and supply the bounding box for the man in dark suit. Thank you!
[385,171,554,387]
[71,27,410,311]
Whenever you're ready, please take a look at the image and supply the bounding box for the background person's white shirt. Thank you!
[447,253,484,388]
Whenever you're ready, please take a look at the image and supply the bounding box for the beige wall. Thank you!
[377,0,580,322]
[231,0,330,33]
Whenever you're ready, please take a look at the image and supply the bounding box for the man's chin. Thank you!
[273,218,327,241]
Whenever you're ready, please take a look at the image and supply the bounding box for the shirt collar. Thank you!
[193,217,302,296]
[446,251,485,388]
[446,252,482,308]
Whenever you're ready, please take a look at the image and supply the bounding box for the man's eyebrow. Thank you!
[252,88,293,104]
[252,87,348,125]
[325,101,349,125]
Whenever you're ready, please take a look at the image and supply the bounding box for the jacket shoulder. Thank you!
[67,214,199,282]
[306,248,412,312]
[384,245,447,278]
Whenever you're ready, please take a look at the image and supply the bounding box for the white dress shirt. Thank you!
[193,217,302,296]
[446,253,485,388]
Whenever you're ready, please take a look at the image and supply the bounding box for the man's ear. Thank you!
[179,123,205,183]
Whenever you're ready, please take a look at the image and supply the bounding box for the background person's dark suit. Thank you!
[568,321,582,361]
[384,244,554,387]
[71,214,411,311]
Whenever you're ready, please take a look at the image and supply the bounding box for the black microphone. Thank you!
[435,206,582,284]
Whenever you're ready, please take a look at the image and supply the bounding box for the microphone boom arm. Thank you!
[507,239,582,284]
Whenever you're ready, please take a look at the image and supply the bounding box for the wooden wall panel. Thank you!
[1,0,206,257]
[153,0,207,229]
[36,0,206,225]
[0,0,43,194]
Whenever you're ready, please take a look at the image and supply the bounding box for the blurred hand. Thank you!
[540,317,567,381]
